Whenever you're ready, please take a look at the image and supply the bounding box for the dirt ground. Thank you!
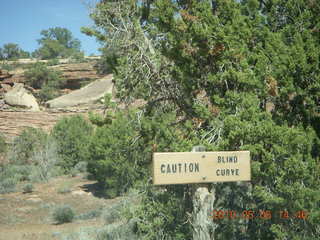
[0,175,122,240]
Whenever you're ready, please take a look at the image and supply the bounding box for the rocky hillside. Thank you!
[0,58,108,142]
[0,59,103,93]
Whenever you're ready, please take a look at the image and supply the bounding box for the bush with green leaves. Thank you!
[35,27,82,60]
[46,58,59,66]
[85,0,320,239]
[6,128,61,183]
[87,109,148,198]
[52,204,75,224]
[8,127,48,165]
[57,182,72,194]
[0,177,17,194]
[69,161,88,177]
[22,183,33,193]
[127,186,192,240]
[76,207,103,221]
[73,161,88,173]
[51,115,93,173]
[30,137,59,182]
[1,164,32,182]
[0,133,6,154]
[97,221,138,240]
[24,62,66,101]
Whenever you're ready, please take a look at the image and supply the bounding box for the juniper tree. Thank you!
[83,0,320,239]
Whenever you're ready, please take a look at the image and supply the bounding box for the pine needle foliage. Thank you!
[83,0,320,238]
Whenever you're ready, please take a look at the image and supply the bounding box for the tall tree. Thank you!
[83,0,320,239]
[35,27,82,59]
[0,48,3,60]
[0,43,30,60]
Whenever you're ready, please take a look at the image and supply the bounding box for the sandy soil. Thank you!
[0,175,121,240]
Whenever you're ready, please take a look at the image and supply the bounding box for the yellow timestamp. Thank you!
[210,210,308,220]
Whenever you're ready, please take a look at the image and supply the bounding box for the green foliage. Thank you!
[85,0,320,238]
[52,205,75,224]
[128,185,193,240]
[24,62,66,101]
[69,161,88,177]
[0,43,30,60]
[97,221,138,240]
[73,161,87,173]
[76,207,103,220]
[0,178,17,194]
[102,201,125,224]
[212,102,320,239]
[87,110,147,198]
[24,62,64,89]
[0,133,6,154]
[69,51,85,63]
[35,27,82,59]
[31,137,59,182]
[46,58,60,66]
[22,183,34,193]
[0,164,33,183]
[51,115,93,172]
[9,127,48,165]
[0,63,15,71]
[57,183,72,194]
[6,128,60,183]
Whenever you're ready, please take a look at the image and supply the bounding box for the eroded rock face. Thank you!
[4,83,40,111]
[0,61,102,89]
[0,111,88,142]
[0,69,12,81]
[0,84,12,92]
[49,62,102,89]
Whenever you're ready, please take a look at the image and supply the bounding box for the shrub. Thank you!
[57,182,72,194]
[69,161,88,177]
[47,58,59,66]
[0,178,17,194]
[8,127,48,165]
[0,133,6,153]
[87,110,149,198]
[51,115,93,173]
[52,205,75,224]
[73,161,87,173]
[0,63,14,71]
[8,128,59,182]
[37,85,60,102]
[102,203,123,224]
[24,62,66,101]
[126,185,192,240]
[70,51,85,63]
[1,164,32,182]
[76,207,103,220]
[97,220,138,240]
[31,136,59,182]
[24,62,65,89]
[22,183,33,193]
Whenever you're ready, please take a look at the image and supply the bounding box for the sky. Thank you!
[0,0,101,56]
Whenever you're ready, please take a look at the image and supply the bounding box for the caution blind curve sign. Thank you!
[152,151,251,185]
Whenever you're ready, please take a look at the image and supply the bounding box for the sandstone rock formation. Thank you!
[49,62,102,89]
[46,75,114,108]
[4,83,40,111]
[0,60,102,89]
[0,84,12,92]
[0,111,86,142]
[0,69,12,81]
